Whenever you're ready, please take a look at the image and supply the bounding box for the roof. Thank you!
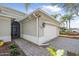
[0,14,15,19]
[0,6,26,21]
[0,6,25,16]
[21,8,59,24]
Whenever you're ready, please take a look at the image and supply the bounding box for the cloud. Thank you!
[27,9,34,14]
[41,5,61,12]
[27,5,62,15]
[40,5,62,15]
[70,17,79,28]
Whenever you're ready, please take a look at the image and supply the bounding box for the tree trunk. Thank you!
[66,21,68,29]
[69,20,70,31]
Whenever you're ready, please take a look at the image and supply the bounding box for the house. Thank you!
[70,28,79,33]
[0,6,60,45]
[20,9,60,45]
[0,6,26,42]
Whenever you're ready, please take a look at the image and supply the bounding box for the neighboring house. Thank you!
[0,15,12,42]
[0,6,60,45]
[20,9,60,45]
[0,6,26,42]
[0,6,26,21]
[70,28,79,32]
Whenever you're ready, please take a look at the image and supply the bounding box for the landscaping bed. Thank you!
[60,35,79,39]
[60,32,79,39]
[0,41,25,56]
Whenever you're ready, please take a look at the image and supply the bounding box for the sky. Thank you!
[0,3,79,28]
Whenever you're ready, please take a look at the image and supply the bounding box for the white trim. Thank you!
[0,6,25,15]
[0,36,11,42]
[22,34,49,45]
[22,34,39,45]
[36,17,39,44]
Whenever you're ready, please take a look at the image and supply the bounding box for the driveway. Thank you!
[15,37,79,56]
[48,37,79,55]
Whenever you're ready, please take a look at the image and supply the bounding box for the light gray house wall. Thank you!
[37,11,59,44]
[38,11,59,37]
[0,16,11,42]
[20,15,39,44]
[21,15,37,36]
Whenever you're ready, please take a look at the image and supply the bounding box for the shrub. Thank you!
[10,48,20,56]
[47,47,56,56]
[10,43,17,49]
[0,40,4,47]
[60,27,67,32]
[47,47,64,56]
[10,43,20,56]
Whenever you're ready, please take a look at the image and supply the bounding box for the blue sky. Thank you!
[0,3,26,13]
[0,3,64,14]
[0,3,79,28]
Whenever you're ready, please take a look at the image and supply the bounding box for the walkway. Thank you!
[15,39,50,56]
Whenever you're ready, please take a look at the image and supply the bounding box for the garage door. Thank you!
[39,23,59,44]
[44,24,59,40]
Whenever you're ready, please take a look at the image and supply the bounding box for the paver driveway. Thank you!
[48,37,79,55]
[15,37,79,56]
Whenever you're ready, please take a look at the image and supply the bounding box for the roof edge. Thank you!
[0,6,26,15]
[21,8,59,24]
[0,14,15,19]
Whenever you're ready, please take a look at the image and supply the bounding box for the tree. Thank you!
[51,3,79,16]
[51,13,61,19]
[66,14,74,30]
[24,3,31,14]
[60,15,68,28]
[60,14,74,30]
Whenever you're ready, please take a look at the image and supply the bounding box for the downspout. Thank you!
[37,17,39,44]
[33,13,39,45]
[33,13,49,46]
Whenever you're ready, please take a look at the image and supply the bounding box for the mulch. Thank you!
[0,41,25,56]
[60,35,79,39]
[0,42,11,56]
[60,32,79,39]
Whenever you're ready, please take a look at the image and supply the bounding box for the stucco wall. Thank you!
[39,24,59,44]
[38,12,59,37]
[38,12,59,44]
[22,17,37,36]
[20,16,39,44]
[0,16,11,42]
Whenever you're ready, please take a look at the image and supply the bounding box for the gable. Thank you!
[22,9,60,27]
[34,10,60,27]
